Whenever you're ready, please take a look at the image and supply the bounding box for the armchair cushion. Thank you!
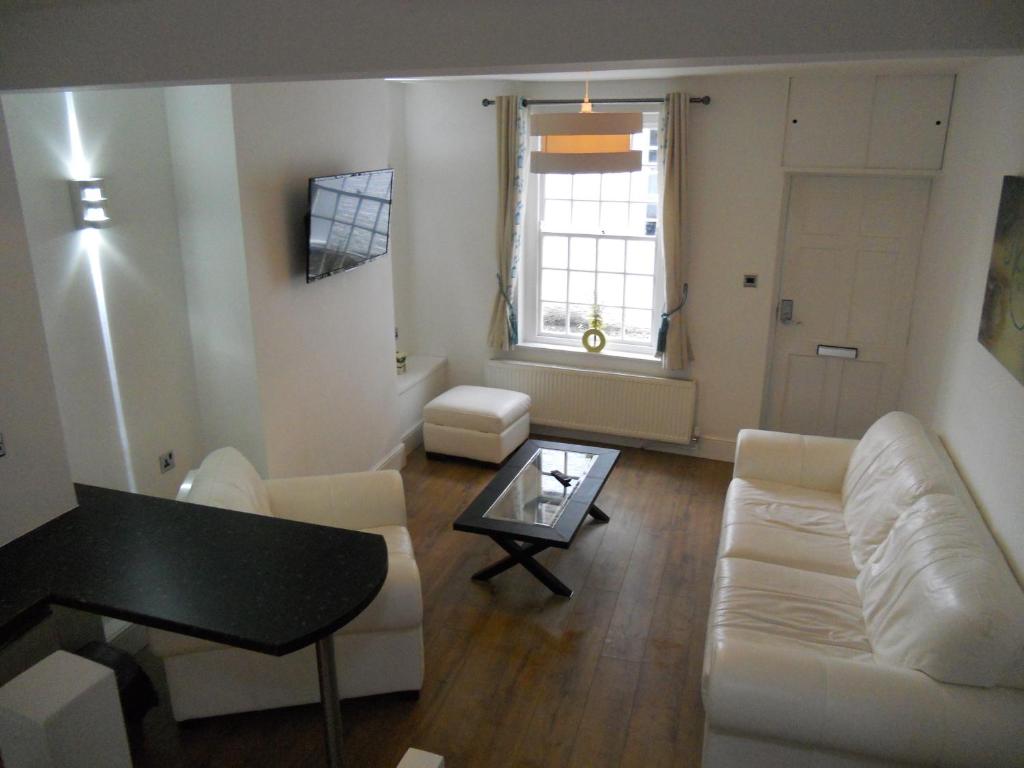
[183,447,271,517]
[265,470,407,530]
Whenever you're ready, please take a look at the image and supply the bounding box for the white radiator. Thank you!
[485,360,696,445]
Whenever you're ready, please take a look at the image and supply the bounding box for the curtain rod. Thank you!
[481,96,710,107]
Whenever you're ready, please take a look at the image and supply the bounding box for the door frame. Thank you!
[758,169,936,430]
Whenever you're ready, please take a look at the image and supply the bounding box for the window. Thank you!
[522,113,662,354]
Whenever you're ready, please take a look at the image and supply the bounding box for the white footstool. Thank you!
[423,385,531,464]
[0,651,132,768]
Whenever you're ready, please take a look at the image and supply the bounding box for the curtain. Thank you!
[488,95,528,351]
[657,92,693,369]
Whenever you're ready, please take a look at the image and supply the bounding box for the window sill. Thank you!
[501,342,675,378]
[517,340,659,362]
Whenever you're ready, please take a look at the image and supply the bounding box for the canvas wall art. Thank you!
[978,175,1024,386]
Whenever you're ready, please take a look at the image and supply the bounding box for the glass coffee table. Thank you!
[453,439,620,597]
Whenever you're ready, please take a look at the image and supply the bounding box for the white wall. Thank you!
[2,1,1022,91]
[164,85,267,474]
[230,80,403,477]
[0,101,75,545]
[401,74,789,457]
[3,88,202,499]
[900,56,1024,578]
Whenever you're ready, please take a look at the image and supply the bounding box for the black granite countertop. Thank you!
[0,484,388,656]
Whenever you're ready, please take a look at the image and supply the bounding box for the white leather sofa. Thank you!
[148,448,424,721]
[702,412,1024,768]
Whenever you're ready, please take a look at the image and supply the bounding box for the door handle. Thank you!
[779,299,801,325]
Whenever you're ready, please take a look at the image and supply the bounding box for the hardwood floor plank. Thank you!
[566,656,643,768]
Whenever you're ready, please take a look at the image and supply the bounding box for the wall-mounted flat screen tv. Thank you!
[306,168,393,283]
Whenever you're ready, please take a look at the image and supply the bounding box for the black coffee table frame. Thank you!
[453,440,620,598]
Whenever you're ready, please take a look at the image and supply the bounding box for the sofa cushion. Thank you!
[423,385,531,433]
[709,557,872,661]
[720,479,856,577]
[841,412,953,569]
[857,493,1024,688]
[183,447,271,518]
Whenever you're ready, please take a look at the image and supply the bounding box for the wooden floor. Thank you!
[134,441,728,768]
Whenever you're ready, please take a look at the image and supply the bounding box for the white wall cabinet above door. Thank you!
[783,74,955,171]
[783,75,875,168]
[866,76,954,170]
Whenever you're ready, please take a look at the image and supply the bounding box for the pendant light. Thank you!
[530,81,642,174]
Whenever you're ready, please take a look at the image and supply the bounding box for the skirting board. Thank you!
[530,424,736,463]
[400,420,425,456]
[374,442,407,472]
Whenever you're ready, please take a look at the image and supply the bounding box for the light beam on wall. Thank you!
[64,91,137,492]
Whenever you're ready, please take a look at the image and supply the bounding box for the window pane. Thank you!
[600,202,629,233]
[630,132,647,150]
[647,149,657,163]
[573,174,601,200]
[569,237,596,270]
[596,272,624,306]
[597,238,625,272]
[626,240,656,274]
[600,172,630,201]
[544,199,570,230]
[541,269,567,302]
[572,200,599,230]
[542,236,569,268]
[630,170,654,201]
[624,274,654,308]
[545,174,572,199]
[568,304,592,333]
[623,308,653,342]
[628,203,649,234]
[541,303,568,334]
[600,306,623,338]
[568,271,595,304]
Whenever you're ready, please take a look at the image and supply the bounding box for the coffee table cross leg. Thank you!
[472,541,550,581]
[587,504,610,523]
[476,536,573,598]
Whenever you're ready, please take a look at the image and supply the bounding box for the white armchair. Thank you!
[148,448,424,721]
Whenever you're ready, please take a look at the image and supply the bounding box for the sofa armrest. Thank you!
[703,637,1024,767]
[732,429,857,493]
[264,470,407,530]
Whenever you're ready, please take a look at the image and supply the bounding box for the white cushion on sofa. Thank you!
[184,447,271,517]
[857,493,1024,688]
[720,479,857,577]
[841,412,952,569]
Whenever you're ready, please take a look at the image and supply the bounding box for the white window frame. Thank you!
[520,111,664,356]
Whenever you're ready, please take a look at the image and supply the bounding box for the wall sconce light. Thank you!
[69,178,111,228]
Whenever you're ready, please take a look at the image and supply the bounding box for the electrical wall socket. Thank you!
[0,432,6,458]
[159,450,175,473]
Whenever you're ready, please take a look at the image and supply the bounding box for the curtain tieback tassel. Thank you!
[497,274,518,346]
[656,283,688,356]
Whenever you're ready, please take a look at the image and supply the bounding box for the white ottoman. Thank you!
[423,385,531,464]
[0,651,132,768]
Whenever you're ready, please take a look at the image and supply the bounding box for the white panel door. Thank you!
[867,75,955,170]
[766,175,930,438]
[783,75,875,168]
